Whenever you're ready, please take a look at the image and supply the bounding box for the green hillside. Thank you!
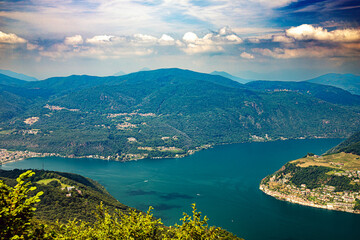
[1,69,360,160]
[327,131,360,155]
[0,169,130,223]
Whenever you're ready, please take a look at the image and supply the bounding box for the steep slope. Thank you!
[327,131,360,155]
[0,169,131,223]
[245,80,360,106]
[307,73,360,95]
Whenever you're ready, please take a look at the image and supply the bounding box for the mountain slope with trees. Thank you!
[1,68,360,160]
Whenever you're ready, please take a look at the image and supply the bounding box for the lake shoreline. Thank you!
[259,184,360,215]
[1,136,342,166]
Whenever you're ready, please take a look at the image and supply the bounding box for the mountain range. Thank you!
[0,68,360,160]
[0,69,38,82]
[210,71,251,84]
[307,73,360,96]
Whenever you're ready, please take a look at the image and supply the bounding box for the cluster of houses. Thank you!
[62,185,82,197]
[261,169,360,214]
[0,149,58,164]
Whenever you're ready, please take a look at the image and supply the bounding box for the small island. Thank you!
[260,152,360,214]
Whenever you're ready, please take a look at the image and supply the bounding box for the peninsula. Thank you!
[260,152,360,214]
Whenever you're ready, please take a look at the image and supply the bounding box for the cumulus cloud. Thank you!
[240,52,255,59]
[158,34,175,45]
[272,35,294,43]
[286,24,360,42]
[246,24,360,60]
[183,32,199,43]
[86,35,115,44]
[252,46,358,59]
[64,35,83,45]
[0,31,27,44]
[180,27,242,54]
[133,34,158,44]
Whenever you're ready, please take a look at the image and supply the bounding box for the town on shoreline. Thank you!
[260,183,360,214]
[259,152,360,215]
[0,144,212,165]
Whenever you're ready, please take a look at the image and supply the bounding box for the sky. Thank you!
[0,0,359,80]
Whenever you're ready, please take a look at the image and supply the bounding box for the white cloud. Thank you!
[86,35,115,44]
[180,27,242,54]
[133,34,158,44]
[286,24,360,42]
[240,52,255,59]
[252,46,359,59]
[225,34,242,43]
[254,0,298,8]
[0,31,27,44]
[182,43,224,54]
[64,35,83,45]
[158,34,175,45]
[272,35,294,43]
[183,32,199,43]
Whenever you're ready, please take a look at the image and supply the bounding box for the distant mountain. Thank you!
[327,131,360,155]
[139,67,151,71]
[113,71,126,76]
[210,71,251,84]
[0,73,27,86]
[307,73,360,95]
[245,80,360,106]
[0,68,360,160]
[0,69,38,81]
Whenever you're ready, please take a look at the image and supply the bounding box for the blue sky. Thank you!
[0,0,359,80]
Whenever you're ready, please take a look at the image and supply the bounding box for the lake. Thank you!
[2,138,360,240]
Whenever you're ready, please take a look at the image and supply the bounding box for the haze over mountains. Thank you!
[308,73,360,96]
[1,68,360,160]
[0,69,38,82]
[210,71,251,84]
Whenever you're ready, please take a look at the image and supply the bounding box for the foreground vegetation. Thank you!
[0,170,242,239]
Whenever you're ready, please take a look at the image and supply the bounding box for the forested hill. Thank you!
[327,131,360,155]
[1,68,360,160]
[307,73,360,96]
[0,169,130,223]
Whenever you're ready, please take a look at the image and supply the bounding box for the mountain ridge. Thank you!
[1,68,360,160]
[307,73,360,95]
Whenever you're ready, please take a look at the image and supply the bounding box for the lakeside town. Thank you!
[0,143,213,165]
[0,149,60,165]
[260,168,360,214]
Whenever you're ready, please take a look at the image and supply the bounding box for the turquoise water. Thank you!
[2,139,360,240]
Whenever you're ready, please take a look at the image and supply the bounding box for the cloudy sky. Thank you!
[0,0,359,80]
